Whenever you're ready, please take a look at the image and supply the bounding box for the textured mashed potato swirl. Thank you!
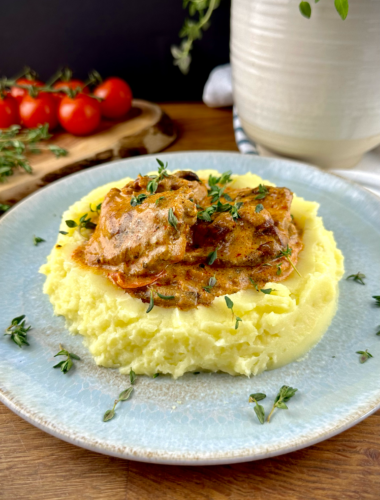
[40,171,344,378]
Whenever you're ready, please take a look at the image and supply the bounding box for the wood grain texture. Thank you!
[1,103,379,500]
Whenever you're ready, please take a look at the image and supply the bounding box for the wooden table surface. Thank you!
[1,103,379,500]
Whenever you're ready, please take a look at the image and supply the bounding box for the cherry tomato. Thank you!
[0,93,20,128]
[93,77,132,119]
[58,94,101,135]
[53,80,89,102]
[10,78,44,104]
[19,92,58,130]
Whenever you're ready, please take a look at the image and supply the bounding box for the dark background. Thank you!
[0,0,230,101]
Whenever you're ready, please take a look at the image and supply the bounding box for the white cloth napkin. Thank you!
[203,64,380,198]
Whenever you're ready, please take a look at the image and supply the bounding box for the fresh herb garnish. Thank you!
[346,272,366,285]
[374,296,380,306]
[255,204,264,213]
[261,288,272,295]
[276,263,282,276]
[90,202,102,214]
[0,124,67,182]
[130,368,136,385]
[208,184,226,203]
[0,203,11,214]
[147,158,169,194]
[248,393,267,424]
[376,326,380,336]
[225,296,242,329]
[230,202,243,220]
[65,213,96,234]
[207,248,218,265]
[33,235,45,246]
[157,291,175,300]
[254,184,269,200]
[203,276,217,293]
[356,350,373,364]
[146,289,154,313]
[53,344,81,374]
[155,196,166,206]
[278,245,302,277]
[4,315,31,348]
[59,231,68,235]
[249,277,259,292]
[168,208,178,230]
[153,373,160,378]
[208,171,232,188]
[267,385,298,422]
[103,387,134,422]
[130,193,148,207]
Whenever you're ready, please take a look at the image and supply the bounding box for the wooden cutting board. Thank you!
[0,99,177,204]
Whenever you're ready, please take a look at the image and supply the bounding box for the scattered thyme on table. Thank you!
[4,315,31,348]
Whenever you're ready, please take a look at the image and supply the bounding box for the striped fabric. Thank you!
[233,107,258,155]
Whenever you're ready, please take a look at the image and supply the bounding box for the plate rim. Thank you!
[1,150,380,465]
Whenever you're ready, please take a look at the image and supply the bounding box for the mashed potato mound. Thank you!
[40,171,344,378]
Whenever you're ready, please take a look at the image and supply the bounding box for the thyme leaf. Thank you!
[33,235,45,246]
[248,393,267,424]
[203,276,217,293]
[147,158,169,194]
[261,288,272,295]
[4,315,31,348]
[168,208,178,230]
[255,204,264,213]
[155,196,166,206]
[225,296,242,329]
[146,289,154,313]
[129,369,136,385]
[130,193,148,207]
[346,272,366,285]
[374,296,380,306]
[157,291,175,300]
[249,277,259,292]
[207,248,218,265]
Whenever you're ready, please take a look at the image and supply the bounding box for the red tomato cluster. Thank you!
[0,72,133,136]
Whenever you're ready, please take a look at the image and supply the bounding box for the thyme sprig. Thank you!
[248,393,266,424]
[249,278,272,295]
[197,200,243,222]
[147,158,169,194]
[130,194,148,207]
[103,387,134,422]
[65,213,96,234]
[33,235,45,246]
[278,245,302,277]
[225,296,242,329]
[203,276,217,293]
[4,315,31,348]
[254,184,269,200]
[346,272,366,285]
[53,344,81,374]
[171,0,220,74]
[90,202,102,214]
[356,350,373,364]
[0,124,67,182]
[267,385,298,422]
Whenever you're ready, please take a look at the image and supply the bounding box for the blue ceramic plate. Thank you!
[1,152,380,465]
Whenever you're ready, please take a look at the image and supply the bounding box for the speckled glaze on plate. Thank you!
[1,152,380,466]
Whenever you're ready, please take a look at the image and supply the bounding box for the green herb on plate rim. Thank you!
[103,387,134,422]
[346,272,366,285]
[248,393,267,425]
[130,368,136,385]
[267,385,298,423]
[4,315,31,348]
[373,296,380,306]
[33,235,45,246]
[146,289,154,313]
[53,344,81,374]
[356,350,373,364]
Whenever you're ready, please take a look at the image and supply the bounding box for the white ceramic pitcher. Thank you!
[231,0,380,169]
